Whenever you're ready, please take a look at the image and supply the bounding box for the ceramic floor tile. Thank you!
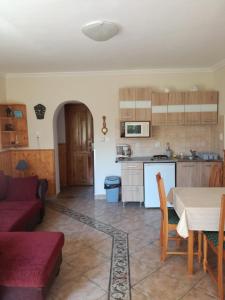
[84,261,111,291]
[43,186,216,300]
[133,271,197,300]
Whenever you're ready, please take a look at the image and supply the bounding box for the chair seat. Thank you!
[168,208,179,224]
[204,231,225,250]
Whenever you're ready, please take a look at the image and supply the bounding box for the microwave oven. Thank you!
[124,121,150,138]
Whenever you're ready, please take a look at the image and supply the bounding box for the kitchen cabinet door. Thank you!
[200,162,222,186]
[200,91,218,125]
[135,88,152,121]
[151,92,168,126]
[184,92,201,125]
[176,162,201,187]
[119,88,136,121]
[167,92,185,125]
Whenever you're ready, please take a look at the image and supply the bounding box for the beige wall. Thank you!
[0,76,6,102]
[5,70,216,195]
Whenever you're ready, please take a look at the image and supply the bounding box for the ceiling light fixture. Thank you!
[81,20,119,42]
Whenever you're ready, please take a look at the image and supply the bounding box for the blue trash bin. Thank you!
[104,176,121,202]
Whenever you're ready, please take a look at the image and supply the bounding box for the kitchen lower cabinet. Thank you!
[176,162,200,187]
[121,162,144,206]
[199,162,222,186]
[176,161,223,187]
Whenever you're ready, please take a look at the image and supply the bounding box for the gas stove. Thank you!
[151,155,169,160]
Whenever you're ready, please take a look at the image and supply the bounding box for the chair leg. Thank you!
[217,250,224,300]
[203,235,208,272]
[160,220,164,261]
[198,231,202,264]
[162,226,168,262]
[176,232,181,248]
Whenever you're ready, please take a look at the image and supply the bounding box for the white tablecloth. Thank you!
[167,187,225,238]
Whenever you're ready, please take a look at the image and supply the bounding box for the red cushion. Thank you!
[0,172,8,200]
[0,202,41,232]
[6,176,38,202]
[0,232,64,287]
[0,200,42,211]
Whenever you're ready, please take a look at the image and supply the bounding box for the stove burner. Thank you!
[152,155,169,160]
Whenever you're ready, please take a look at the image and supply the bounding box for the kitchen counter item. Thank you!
[116,156,222,163]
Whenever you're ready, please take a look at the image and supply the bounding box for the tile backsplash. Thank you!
[116,115,224,158]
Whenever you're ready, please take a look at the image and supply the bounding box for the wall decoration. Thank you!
[34,104,46,119]
[6,107,13,117]
[101,115,108,135]
[14,110,23,118]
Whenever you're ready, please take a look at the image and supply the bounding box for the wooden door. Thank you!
[65,104,94,186]
[151,92,168,126]
[167,92,185,125]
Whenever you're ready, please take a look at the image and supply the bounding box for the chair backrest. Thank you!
[156,172,168,222]
[209,165,223,187]
[218,195,225,253]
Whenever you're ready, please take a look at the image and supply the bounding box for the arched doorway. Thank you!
[53,101,94,193]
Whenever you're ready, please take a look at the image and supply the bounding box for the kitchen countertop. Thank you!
[116,156,223,163]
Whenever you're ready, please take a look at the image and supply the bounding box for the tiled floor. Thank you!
[37,186,219,300]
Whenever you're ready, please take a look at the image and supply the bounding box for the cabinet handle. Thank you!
[183,165,194,168]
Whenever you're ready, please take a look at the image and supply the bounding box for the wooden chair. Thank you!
[203,195,225,300]
[209,165,223,187]
[156,172,187,261]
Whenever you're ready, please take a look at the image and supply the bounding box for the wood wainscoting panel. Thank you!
[0,150,12,175]
[58,143,67,187]
[0,149,56,195]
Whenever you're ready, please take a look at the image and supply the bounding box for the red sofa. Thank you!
[0,172,48,232]
[0,232,64,300]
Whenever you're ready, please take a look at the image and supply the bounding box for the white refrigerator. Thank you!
[144,162,176,208]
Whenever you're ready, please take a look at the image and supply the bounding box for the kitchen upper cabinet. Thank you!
[184,92,201,125]
[176,162,200,187]
[167,92,185,125]
[135,88,152,121]
[151,92,168,126]
[119,87,151,121]
[200,91,218,124]
[184,91,218,125]
[119,88,136,121]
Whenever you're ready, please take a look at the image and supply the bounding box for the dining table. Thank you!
[167,187,225,275]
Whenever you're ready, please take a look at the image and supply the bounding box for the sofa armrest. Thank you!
[37,179,48,203]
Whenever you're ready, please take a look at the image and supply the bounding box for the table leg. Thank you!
[188,230,194,275]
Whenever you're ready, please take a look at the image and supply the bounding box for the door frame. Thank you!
[53,100,95,194]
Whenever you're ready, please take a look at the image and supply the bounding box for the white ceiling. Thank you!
[0,0,225,73]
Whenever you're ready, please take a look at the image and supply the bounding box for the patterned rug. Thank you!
[48,202,131,300]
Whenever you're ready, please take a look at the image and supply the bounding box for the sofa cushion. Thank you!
[6,176,38,202]
[0,200,42,211]
[0,232,64,288]
[0,172,8,200]
[0,203,41,232]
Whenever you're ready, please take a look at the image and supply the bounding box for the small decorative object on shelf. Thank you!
[6,106,13,117]
[14,110,23,118]
[34,104,46,119]
[5,123,14,131]
[101,116,108,135]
